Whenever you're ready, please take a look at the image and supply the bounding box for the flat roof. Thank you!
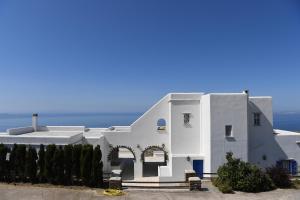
[0,131,83,145]
[21,131,82,138]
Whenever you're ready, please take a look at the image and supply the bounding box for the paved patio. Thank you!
[0,182,299,200]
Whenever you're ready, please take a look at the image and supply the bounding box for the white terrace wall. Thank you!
[275,134,300,171]
[102,94,171,179]
[7,126,34,135]
[210,94,249,173]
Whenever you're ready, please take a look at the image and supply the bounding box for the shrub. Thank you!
[45,144,56,183]
[235,166,275,192]
[25,146,38,183]
[266,166,292,188]
[215,152,275,193]
[72,144,82,182]
[81,144,93,186]
[90,145,103,187]
[219,181,233,193]
[212,177,221,187]
[38,144,46,182]
[64,144,73,185]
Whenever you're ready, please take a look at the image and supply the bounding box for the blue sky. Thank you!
[0,0,299,113]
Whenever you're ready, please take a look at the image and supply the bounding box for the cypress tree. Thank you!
[64,144,73,185]
[52,146,64,184]
[0,144,9,181]
[9,144,18,182]
[4,146,10,182]
[38,144,46,182]
[15,144,26,181]
[81,144,93,186]
[45,144,56,183]
[90,145,103,187]
[72,144,82,182]
[25,146,38,183]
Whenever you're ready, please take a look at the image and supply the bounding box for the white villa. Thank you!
[0,91,299,182]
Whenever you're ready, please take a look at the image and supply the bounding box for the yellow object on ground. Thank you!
[103,189,125,196]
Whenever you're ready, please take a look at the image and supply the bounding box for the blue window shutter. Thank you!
[291,160,298,175]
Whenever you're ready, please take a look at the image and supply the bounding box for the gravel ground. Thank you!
[0,182,299,200]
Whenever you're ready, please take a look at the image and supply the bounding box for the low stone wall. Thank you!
[109,177,122,189]
[185,169,196,182]
[189,177,201,191]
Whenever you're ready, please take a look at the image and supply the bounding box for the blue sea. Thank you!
[0,112,299,132]
[0,113,142,132]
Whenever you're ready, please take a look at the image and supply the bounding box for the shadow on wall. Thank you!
[248,102,288,168]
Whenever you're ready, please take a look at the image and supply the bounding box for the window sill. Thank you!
[225,136,234,139]
[157,130,167,134]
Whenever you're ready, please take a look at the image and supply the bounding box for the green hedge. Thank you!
[0,143,103,187]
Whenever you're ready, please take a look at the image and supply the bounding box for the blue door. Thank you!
[193,160,203,178]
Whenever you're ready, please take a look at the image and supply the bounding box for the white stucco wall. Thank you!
[209,94,248,173]
[170,99,201,155]
[248,97,279,168]
[101,94,171,178]
[159,155,204,182]
[275,134,300,170]
[200,94,211,175]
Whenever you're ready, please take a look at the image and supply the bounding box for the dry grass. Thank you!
[0,182,102,191]
[292,179,300,189]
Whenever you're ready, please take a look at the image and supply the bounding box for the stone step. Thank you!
[122,182,188,188]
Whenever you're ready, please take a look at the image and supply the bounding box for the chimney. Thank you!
[32,113,38,131]
[243,90,249,96]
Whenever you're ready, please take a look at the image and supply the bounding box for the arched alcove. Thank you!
[107,145,136,180]
[141,145,168,177]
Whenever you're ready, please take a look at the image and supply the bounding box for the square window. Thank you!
[225,125,233,137]
[254,113,261,126]
[183,113,191,125]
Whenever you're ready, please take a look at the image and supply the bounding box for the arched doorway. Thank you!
[141,146,168,177]
[107,146,136,180]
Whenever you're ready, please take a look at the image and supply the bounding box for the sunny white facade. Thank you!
[0,91,299,182]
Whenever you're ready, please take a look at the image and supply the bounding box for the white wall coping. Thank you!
[7,126,34,135]
[274,129,300,136]
[208,93,247,96]
[172,154,204,158]
[249,96,272,99]
[0,131,83,138]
